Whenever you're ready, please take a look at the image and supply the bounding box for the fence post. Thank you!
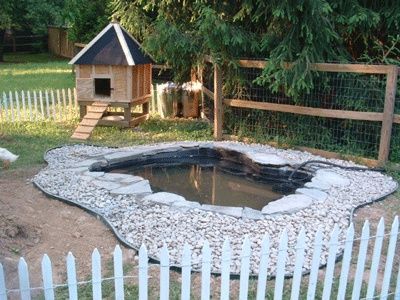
[378,65,398,164]
[214,63,223,140]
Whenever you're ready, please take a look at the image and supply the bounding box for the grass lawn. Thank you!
[0,52,74,92]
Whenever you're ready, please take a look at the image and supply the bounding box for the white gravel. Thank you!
[33,142,398,275]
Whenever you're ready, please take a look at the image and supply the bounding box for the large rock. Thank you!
[261,194,313,215]
[314,170,350,187]
[201,205,243,218]
[110,180,152,195]
[296,188,328,202]
[143,192,186,205]
[247,153,288,166]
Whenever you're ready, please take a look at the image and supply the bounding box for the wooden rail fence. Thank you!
[0,217,399,299]
[0,88,78,122]
[203,56,400,165]
[47,26,75,58]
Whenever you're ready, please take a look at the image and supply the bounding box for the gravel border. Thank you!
[33,142,398,276]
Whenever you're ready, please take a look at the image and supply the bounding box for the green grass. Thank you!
[0,117,212,169]
[0,52,74,92]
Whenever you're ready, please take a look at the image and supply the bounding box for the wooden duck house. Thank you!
[69,22,154,140]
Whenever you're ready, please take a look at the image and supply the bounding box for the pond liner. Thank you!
[35,144,398,279]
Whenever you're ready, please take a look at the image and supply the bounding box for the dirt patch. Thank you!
[0,167,135,298]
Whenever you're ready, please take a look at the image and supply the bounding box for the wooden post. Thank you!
[124,104,131,124]
[214,64,223,140]
[378,66,398,165]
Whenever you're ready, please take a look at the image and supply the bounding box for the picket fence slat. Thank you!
[27,91,32,121]
[92,249,102,300]
[381,216,399,300]
[274,229,288,300]
[366,217,385,299]
[33,91,38,121]
[351,220,370,300]
[395,259,400,300]
[220,239,231,300]
[322,225,340,299]
[256,235,270,300]
[68,88,73,114]
[21,90,26,120]
[114,245,124,300]
[138,244,148,300]
[50,90,56,120]
[67,252,78,300]
[181,243,191,300]
[9,91,14,122]
[290,229,306,300]
[239,236,251,300]
[1,92,6,122]
[306,229,323,300]
[18,258,31,300]
[41,254,55,300]
[0,264,6,300]
[160,244,170,300]
[15,91,20,121]
[337,223,355,300]
[39,90,44,118]
[57,89,62,121]
[201,241,211,300]
[62,89,67,120]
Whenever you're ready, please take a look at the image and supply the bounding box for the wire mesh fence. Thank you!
[203,60,400,163]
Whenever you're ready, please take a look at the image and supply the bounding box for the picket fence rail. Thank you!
[0,88,78,122]
[0,216,399,300]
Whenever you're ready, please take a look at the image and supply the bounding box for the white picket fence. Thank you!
[1,216,399,299]
[0,88,78,122]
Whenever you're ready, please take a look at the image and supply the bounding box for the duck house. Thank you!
[69,22,154,140]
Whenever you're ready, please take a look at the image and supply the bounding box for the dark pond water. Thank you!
[111,158,309,210]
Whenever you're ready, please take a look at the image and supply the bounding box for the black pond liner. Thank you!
[34,144,398,279]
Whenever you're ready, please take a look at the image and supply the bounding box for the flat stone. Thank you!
[248,153,288,166]
[261,194,313,215]
[142,192,186,205]
[242,207,264,220]
[110,180,152,195]
[101,173,136,182]
[171,200,201,212]
[73,159,98,167]
[296,188,328,202]
[84,171,105,178]
[179,142,199,148]
[120,176,144,184]
[201,205,243,218]
[104,151,145,164]
[92,180,121,190]
[143,145,182,155]
[315,170,350,187]
[67,167,89,173]
[305,178,331,191]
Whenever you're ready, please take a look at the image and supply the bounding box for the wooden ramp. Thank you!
[71,102,109,140]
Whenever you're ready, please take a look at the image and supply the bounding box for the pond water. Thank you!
[111,157,308,210]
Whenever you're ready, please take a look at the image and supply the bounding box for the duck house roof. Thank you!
[69,23,154,66]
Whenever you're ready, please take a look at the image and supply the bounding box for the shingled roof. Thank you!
[69,22,154,65]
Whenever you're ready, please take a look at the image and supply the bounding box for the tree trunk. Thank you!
[0,30,5,62]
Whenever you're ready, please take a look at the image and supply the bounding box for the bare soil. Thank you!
[0,166,399,299]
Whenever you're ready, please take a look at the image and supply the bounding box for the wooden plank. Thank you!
[366,218,385,299]
[92,249,102,300]
[0,263,7,300]
[351,220,370,300]
[18,258,31,300]
[239,237,251,300]
[127,66,132,101]
[202,86,214,100]
[76,78,93,100]
[160,244,169,300]
[214,64,223,140]
[79,65,91,78]
[238,59,394,74]
[41,254,55,300]
[85,112,104,119]
[80,118,99,127]
[181,243,191,300]
[274,229,288,299]
[378,66,398,164]
[337,223,355,300]
[130,114,149,127]
[71,132,90,140]
[75,125,95,134]
[113,245,124,300]
[220,239,231,300]
[67,252,78,300]
[224,99,384,122]
[201,241,211,300]
[139,244,148,300]
[393,114,400,124]
[380,216,399,299]
[256,235,270,300]
[290,229,306,300]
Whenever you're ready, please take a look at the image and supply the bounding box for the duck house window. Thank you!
[94,78,111,97]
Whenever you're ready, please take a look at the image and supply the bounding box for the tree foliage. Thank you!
[111,0,400,96]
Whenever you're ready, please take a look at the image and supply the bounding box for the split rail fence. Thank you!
[203,57,400,165]
[0,88,78,122]
[0,217,399,299]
